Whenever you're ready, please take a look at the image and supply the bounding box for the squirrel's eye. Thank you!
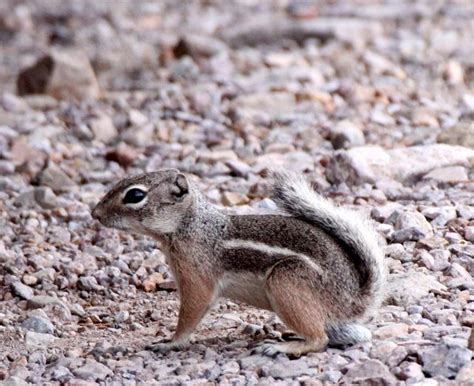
[123,188,147,204]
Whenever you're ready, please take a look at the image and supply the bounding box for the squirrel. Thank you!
[92,168,385,357]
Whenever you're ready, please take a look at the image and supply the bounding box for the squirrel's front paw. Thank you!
[145,339,188,354]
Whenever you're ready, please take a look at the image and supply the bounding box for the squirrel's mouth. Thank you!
[92,209,127,231]
[105,217,129,230]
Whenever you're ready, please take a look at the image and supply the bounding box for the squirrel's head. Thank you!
[92,169,192,236]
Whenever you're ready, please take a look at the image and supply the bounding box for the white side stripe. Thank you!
[222,239,323,274]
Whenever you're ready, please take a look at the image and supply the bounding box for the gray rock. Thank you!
[26,295,70,316]
[423,166,469,183]
[397,361,425,382]
[385,346,408,368]
[371,203,403,223]
[3,377,29,386]
[17,50,101,101]
[437,122,474,149]
[327,144,474,185]
[38,163,76,192]
[420,343,472,379]
[456,362,474,385]
[253,151,314,174]
[457,205,474,220]
[418,250,450,271]
[73,360,113,381]
[447,277,474,290]
[89,114,117,144]
[21,315,54,334]
[392,211,433,242]
[373,324,409,340]
[25,331,57,348]
[387,272,447,306]
[221,361,240,374]
[319,370,342,383]
[239,354,270,369]
[78,276,100,291]
[34,186,62,209]
[464,226,474,242]
[173,34,228,60]
[232,92,297,121]
[70,303,86,317]
[384,243,406,261]
[11,281,34,300]
[391,227,426,243]
[371,109,396,126]
[395,211,432,233]
[343,359,397,384]
[221,16,382,48]
[449,262,471,280]
[14,189,37,208]
[330,120,365,149]
[225,159,251,177]
[115,310,129,323]
[422,206,457,227]
[203,365,222,381]
[0,160,15,174]
[430,249,451,269]
[51,366,73,382]
[269,359,316,379]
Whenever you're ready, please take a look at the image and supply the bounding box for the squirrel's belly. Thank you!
[218,272,272,310]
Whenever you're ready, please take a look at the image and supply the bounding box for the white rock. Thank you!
[21,315,55,334]
[73,360,113,381]
[330,120,365,149]
[89,114,117,144]
[422,206,457,227]
[387,272,447,306]
[25,331,57,348]
[423,166,468,183]
[11,282,34,300]
[465,226,474,242]
[327,144,474,185]
[373,323,409,339]
[395,211,433,237]
[443,60,464,85]
[232,92,296,119]
[456,362,474,385]
[253,151,314,173]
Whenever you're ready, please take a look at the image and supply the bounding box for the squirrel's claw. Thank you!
[145,339,187,354]
[251,342,282,358]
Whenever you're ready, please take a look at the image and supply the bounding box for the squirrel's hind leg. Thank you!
[258,257,329,357]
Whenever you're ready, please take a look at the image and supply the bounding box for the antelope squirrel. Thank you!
[92,169,385,356]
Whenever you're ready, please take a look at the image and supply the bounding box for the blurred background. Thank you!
[1,0,473,193]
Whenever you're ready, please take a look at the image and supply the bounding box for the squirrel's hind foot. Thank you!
[253,339,327,358]
[145,339,189,354]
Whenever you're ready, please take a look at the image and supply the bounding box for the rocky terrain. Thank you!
[0,0,473,384]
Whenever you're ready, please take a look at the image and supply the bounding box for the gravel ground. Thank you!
[0,0,473,385]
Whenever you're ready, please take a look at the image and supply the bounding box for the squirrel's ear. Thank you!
[171,173,189,200]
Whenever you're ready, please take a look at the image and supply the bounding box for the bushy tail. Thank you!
[326,322,372,346]
[270,169,385,316]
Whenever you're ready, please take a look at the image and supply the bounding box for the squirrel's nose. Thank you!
[92,205,102,221]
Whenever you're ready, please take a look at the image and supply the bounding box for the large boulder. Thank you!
[17,50,101,101]
[386,271,447,306]
[326,144,474,185]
